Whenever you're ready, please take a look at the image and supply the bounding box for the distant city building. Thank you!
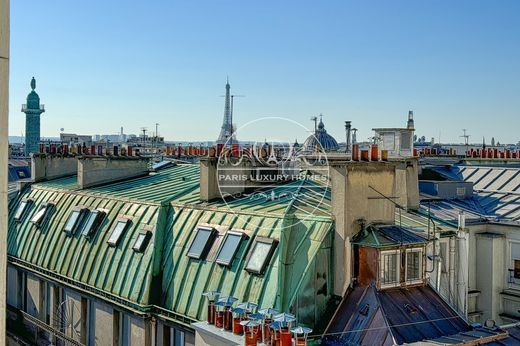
[21,77,45,156]
[60,133,93,146]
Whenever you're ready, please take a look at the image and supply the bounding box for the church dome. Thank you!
[303,116,339,152]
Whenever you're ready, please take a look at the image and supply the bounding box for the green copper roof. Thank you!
[160,205,333,321]
[9,163,334,324]
[8,188,159,307]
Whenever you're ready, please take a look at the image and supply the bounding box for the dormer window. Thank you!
[215,231,246,266]
[82,209,106,239]
[107,218,130,247]
[380,250,400,289]
[63,207,88,235]
[14,199,32,222]
[405,248,423,284]
[187,226,218,260]
[133,230,152,253]
[245,237,278,275]
[30,202,54,228]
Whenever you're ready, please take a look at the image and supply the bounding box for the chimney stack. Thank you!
[345,121,352,153]
[77,156,149,189]
[407,110,414,129]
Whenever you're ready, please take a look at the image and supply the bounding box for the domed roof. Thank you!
[303,116,339,152]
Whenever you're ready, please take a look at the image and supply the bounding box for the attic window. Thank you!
[133,230,152,253]
[215,231,246,266]
[81,209,106,238]
[187,226,217,260]
[107,218,130,247]
[30,202,54,228]
[63,207,88,235]
[405,248,423,284]
[14,199,32,222]
[380,249,400,289]
[245,237,278,275]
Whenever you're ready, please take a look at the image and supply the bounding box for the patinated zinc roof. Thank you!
[8,164,333,323]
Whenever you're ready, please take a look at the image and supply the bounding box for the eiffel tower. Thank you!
[216,78,235,144]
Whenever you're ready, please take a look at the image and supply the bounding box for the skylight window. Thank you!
[245,237,278,274]
[81,210,106,239]
[63,207,87,235]
[133,230,152,253]
[14,199,32,222]
[107,218,130,247]
[215,231,246,266]
[187,226,217,260]
[30,202,54,228]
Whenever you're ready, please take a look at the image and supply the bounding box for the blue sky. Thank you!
[8,0,520,144]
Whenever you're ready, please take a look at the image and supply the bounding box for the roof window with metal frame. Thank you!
[107,218,130,247]
[215,231,247,267]
[30,202,55,228]
[14,199,33,222]
[81,209,106,239]
[133,229,153,253]
[244,237,278,275]
[63,207,88,235]
[187,226,218,260]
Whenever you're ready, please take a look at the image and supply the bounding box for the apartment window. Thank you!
[133,230,152,253]
[401,132,411,150]
[63,207,87,235]
[187,226,218,260]
[510,242,520,287]
[216,231,245,266]
[382,133,396,150]
[107,218,130,247]
[380,250,400,288]
[30,202,54,228]
[82,210,106,239]
[245,237,278,275]
[14,199,32,222]
[405,248,423,283]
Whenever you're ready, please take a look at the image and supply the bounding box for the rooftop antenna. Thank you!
[460,129,470,146]
[141,127,147,150]
[310,116,318,133]
[155,123,160,152]
[368,185,405,244]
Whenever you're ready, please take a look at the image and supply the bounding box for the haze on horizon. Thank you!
[8,0,520,145]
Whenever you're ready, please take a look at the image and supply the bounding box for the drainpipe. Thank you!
[457,229,469,317]
[449,236,456,307]
[436,254,442,292]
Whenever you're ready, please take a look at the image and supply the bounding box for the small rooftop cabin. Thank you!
[322,223,473,345]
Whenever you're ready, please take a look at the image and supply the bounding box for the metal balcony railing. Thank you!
[21,104,45,112]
